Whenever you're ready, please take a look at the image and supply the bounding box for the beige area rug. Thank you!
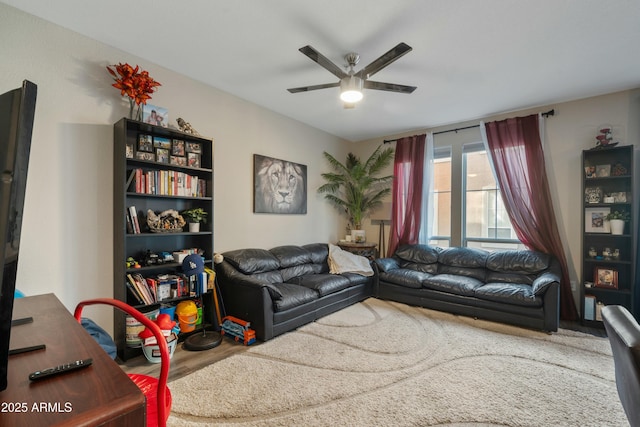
[168,298,627,426]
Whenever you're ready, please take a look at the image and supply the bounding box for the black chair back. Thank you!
[602,305,640,426]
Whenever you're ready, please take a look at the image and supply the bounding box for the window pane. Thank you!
[463,146,521,246]
[466,151,495,191]
[431,154,451,238]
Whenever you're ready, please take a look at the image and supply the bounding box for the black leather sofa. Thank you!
[216,243,374,341]
[374,244,560,332]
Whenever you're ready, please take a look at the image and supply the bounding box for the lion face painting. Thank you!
[254,154,307,214]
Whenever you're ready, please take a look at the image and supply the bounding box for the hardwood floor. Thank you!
[120,333,255,382]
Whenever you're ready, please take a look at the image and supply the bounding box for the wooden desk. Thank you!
[0,294,145,427]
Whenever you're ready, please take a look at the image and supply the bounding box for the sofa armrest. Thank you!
[374,257,399,273]
[532,272,559,296]
[532,257,562,296]
[217,262,277,340]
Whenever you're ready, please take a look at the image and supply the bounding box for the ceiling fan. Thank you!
[287,42,417,107]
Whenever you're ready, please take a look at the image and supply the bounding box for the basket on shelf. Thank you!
[147,209,186,233]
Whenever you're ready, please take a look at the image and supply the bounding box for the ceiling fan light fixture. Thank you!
[340,76,363,103]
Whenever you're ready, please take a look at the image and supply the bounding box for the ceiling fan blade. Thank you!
[287,82,340,93]
[364,80,417,94]
[356,42,413,79]
[298,45,348,79]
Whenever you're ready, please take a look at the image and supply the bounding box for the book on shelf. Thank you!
[129,168,206,197]
[128,206,141,234]
[125,279,145,305]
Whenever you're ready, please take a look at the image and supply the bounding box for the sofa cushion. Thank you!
[288,274,351,297]
[302,243,329,265]
[270,245,312,268]
[422,274,484,296]
[341,272,372,286]
[379,269,432,289]
[485,271,534,286]
[395,244,441,264]
[474,283,542,307]
[250,270,284,285]
[486,250,550,275]
[223,248,280,274]
[375,257,399,273]
[438,247,488,268]
[437,247,488,281]
[279,264,319,282]
[271,282,319,312]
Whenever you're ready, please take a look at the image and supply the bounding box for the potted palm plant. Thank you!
[180,207,208,232]
[318,145,394,242]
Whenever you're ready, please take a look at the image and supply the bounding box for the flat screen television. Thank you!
[0,80,36,391]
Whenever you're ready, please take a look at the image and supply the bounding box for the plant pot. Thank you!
[351,229,366,243]
[188,222,200,233]
[610,219,625,235]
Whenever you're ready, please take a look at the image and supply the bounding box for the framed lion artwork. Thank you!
[253,154,307,214]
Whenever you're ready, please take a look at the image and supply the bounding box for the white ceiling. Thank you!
[4,0,640,141]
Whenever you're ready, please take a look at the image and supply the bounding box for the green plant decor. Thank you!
[180,207,208,224]
[318,145,394,229]
[606,210,630,222]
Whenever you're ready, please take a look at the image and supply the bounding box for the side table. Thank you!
[336,241,378,260]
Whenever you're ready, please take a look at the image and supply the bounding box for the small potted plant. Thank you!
[606,210,630,235]
[180,208,208,232]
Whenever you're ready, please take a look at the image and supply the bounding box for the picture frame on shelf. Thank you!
[125,142,134,158]
[186,142,202,154]
[594,267,618,289]
[585,207,610,233]
[156,148,169,164]
[172,139,185,156]
[596,164,611,177]
[153,136,171,150]
[135,151,155,161]
[584,166,596,179]
[142,104,168,128]
[584,187,602,204]
[187,152,200,168]
[170,155,186,166]
[138,134,153,152]
[611,191,628,203]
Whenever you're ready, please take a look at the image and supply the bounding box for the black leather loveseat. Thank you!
[375,244,560,332]
[217,243,374,341]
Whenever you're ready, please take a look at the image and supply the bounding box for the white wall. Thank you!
[0,4,348,332]
[355,90,640,309]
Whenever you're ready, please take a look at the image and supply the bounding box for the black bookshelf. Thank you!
[580,145,636,325]
[113,118,214,360]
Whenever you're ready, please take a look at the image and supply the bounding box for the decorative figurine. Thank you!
[177,118,200,136]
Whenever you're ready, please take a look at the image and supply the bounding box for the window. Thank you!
[463,143,524,251]
[429,147,451,247]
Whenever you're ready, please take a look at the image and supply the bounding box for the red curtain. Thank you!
[484,114,578,320]
[388,134,426,256]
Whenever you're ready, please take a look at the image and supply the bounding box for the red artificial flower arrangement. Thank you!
[106,63,161,119]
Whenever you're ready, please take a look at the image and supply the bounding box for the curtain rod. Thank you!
[383,109,555,144]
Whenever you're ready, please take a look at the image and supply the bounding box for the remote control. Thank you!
[29,358,93,381]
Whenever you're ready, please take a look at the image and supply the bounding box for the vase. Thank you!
[128,98,142,121]
[188,222,200,233]
[610,219,625,235]
[351,229,366,243]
